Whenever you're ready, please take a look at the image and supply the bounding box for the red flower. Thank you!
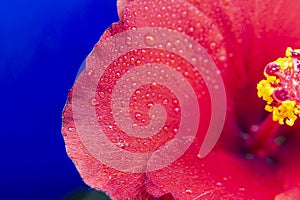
[62,0,300,199]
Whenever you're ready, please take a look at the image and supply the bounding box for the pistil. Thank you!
[246,114,282,158]
[257,47,300,126]
[251,47,300,157]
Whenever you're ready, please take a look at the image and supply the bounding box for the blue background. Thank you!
[0,0,118,199]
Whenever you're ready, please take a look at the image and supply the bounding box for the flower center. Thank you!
[246,47,300,158]
[257,47,300,126]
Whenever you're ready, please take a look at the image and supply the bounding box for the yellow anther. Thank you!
[274,57,293,70]
[257,47,300,126]
[272,100,298,126]
[285,47,300,57]
[257,80,274,104]
[265,105,273,112]
[257,76,277,104]
[285,47,293,57]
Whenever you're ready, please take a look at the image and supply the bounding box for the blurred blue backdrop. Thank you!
[0,0,118,199]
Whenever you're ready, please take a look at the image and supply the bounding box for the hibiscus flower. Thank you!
[62,0,300,199]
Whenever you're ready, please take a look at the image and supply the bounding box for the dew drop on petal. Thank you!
[216,182,222,186]
[165,41,172,50]
[135,113,142,120]
[185,189,192,194]
[150,82,157,89]
[126,36,132,45]
[147,103,153,109]
[144,34,155,46]
[174,107,180,113]
[115,72,121,79]
[68,127,75,132]
[181,10,188,18]
[98,91,105,98]
[174,39,181,47]
[190,57,197,65]
[163,98,169,105]
[91,98,99,106]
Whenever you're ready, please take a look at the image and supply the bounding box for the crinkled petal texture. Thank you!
[62,0,300,199]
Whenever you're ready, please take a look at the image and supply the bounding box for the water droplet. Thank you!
[144,34,155,46]
[181,10,188,18]
[174,39,181,47]
[132,96,138,101]
[195,22,201,28]
[219,55,226,61]
[126,36,132,45]
[135,113,142,120]
[135,90,141,95]
[130,57,135,64]
[88,70,93,76]
[163,126,169,131]
[91,98,99,106]
[150,82,157,89]
[174,107,180,113]
[119,142,126,148]
[188,27,194,33]
[147,103,153,109]
[163,98,169,104]
[191,57,197,65]
[185,189,192,194]
[177,26,183,32]
[115,72,121,79]
[151,114,157,119]
[210,42,216,50]
[165,41,172,50]
[145,93,150,99]
[120,101,126,107]
[216,182,222,186]
[136,59,141,66]
[132,82,137,87]
[183,71,189,76]
[68,127,75,132]
[97,116,102,122]
[98,91,105,98]
[172,99,179,105]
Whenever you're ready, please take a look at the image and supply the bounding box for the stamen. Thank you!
[257,47,300,126]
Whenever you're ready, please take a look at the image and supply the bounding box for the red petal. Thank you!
[63,99,156,199]
[63,0,300,199]
[117,0,131,20]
